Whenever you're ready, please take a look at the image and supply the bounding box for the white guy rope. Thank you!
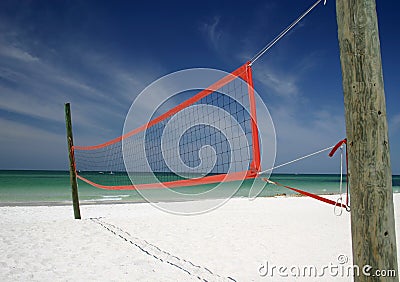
[258,144,335,175]
[249,0,327,66]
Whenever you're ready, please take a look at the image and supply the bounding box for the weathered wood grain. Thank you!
[336,0,398,281]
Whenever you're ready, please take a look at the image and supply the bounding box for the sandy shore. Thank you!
[1,194,399,281]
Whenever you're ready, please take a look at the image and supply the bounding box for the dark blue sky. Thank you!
[0,0,399,173]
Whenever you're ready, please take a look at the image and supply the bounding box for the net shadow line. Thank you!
[89,217,236,282]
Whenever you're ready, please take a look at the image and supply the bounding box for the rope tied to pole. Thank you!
[329,138,350,213]
[260,138,350,212]
[334,145,345,216]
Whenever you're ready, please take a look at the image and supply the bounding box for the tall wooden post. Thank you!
[336,0,398,280]
[65,103,81,219]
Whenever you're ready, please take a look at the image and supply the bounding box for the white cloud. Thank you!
[197,10,343,173]
[269,106,346,173]
[253,64,299,98]
[0,20,166,169]
[228,9,342,172]
[0,44,39,62]
[0,117,67,169]
[200,16,223,52]
[0,32,161,128]
[0,117,60,141]
[389,113,400,134]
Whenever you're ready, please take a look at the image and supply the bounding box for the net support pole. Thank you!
[65,103,81,220]
[336,0,397,280]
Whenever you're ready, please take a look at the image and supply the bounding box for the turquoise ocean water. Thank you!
[0,170,399,205]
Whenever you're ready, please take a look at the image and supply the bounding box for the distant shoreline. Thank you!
[0,192,376,207]
[1,171,398,206]
[0,192,324,207]
[0,169,399,176]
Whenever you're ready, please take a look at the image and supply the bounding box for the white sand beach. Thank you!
[1,194,399,281]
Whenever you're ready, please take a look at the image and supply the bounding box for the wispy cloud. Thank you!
[0,18,164,169]
[200,16,223,51]
[0,44,39,62]
[253,64,299,98]
[389,113,400,134]
[0,27,161,125]
[239,27,344,172]
[0,117,66,169]
[268,104,345,173]
[196,4,345,173]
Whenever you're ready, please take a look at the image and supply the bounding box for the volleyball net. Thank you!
[69,0,348,211]
[73,62,261,190]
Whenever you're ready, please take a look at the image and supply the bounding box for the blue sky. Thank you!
[0,0,399,174]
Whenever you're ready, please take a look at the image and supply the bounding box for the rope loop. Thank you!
[334,197,344,216]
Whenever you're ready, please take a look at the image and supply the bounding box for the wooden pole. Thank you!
[336,0,398,280]
[65,103,81,220]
